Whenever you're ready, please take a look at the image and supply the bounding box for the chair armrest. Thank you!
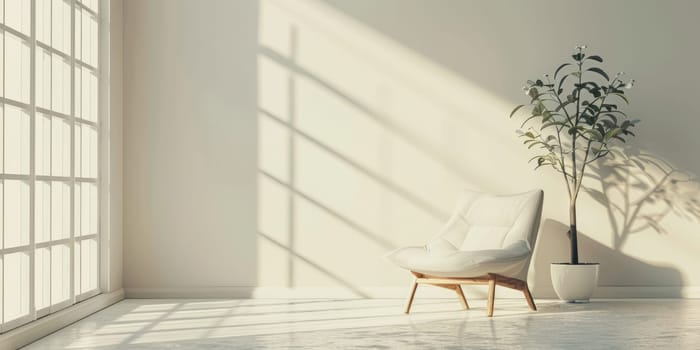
[425,238,458,256]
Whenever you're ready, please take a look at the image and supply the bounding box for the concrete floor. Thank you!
[22,298,700,349]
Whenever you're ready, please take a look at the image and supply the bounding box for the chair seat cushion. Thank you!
[385,240,531,278]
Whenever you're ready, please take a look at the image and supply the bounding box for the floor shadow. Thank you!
[531,219,683,298]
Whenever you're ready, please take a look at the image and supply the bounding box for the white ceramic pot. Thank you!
[550,263,599,302]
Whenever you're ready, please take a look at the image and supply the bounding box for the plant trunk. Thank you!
[569,203,579,264]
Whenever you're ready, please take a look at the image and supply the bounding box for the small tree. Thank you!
[510,45,639,264]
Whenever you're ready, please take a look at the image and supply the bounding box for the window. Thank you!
[0,0,101,332]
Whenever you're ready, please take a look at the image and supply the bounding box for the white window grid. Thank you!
[0,0,101,333]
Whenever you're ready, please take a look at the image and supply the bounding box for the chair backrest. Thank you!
[435,189,544,252]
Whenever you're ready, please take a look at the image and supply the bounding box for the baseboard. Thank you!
[124,286,496,299]
[125,285,700,299]
[125,286,256,299]
[593,286,700,299]
[0,289,125,350]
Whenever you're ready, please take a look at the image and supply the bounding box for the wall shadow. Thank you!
[320,0,700,178]
[584,147,700,250]
[256,0,508,294]
[532,219,683,298]
[257,0,700,296]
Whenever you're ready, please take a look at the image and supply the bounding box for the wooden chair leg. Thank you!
[487,279,496,317]
[404,281,419,314]
[522,283,537,311]
[455,284,469,310]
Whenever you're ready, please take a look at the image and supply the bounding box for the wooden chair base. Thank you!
[404,271,536,317]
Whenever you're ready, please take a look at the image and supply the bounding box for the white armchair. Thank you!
[386,189,544,316]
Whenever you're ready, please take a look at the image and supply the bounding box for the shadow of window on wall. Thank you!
[256,14,442,296]
[256,0,700,300]
[255,0,520,296]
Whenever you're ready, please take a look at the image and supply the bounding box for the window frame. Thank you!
[0,0,104,333]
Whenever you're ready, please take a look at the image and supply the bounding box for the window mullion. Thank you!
[46,0,53,314]
[1,0,4,328]
[29,0,38,323]
[1,0,5,331]
[70,0,77,305]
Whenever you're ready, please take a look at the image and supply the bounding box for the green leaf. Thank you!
[528,155,542,163]
[530,92,551,103]
[541,121,568,130]
[587,67,610,81]
[572,53,585,61]
[585,55,603,63]
[604,110,628,117]
[588,129,603,141]
[601,103,618,111]
[554,63,572,79]
[605,128,622,140]
[610,93,629,104]
[602,114,618,124]
[583,104,599,114]
[520,115,540,128]
[528,87,539,99]
[558,74,570,92]
[528,141,544,149]
[510,104,526,118]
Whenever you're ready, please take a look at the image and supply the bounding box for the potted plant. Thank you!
[510,45,638,302]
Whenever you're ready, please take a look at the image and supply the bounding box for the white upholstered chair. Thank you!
[386,189,544,316]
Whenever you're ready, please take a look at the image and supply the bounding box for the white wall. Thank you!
[123,0,258,295]
[123,0,700,298]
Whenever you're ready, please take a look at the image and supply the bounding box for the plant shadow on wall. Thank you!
[585,147,700,250]
[506,44,700,298]
[532,148,700,297]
